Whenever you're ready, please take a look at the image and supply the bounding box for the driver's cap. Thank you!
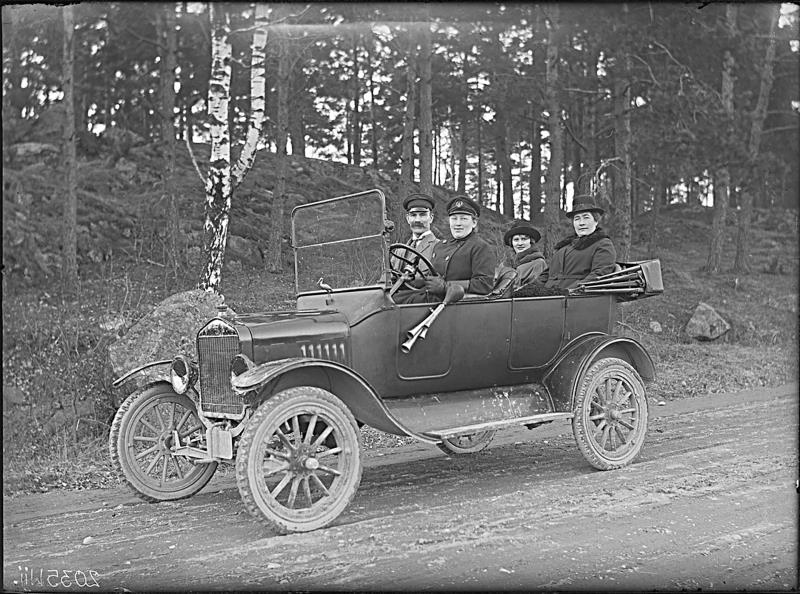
[403,193,435,213]
[447,195,480,218]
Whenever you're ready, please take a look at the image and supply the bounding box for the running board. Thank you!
[426,412,573,440]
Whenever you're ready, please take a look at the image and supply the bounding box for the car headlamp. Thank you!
[169,355,197,394]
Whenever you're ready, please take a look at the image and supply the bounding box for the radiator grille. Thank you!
[197,323,242,417]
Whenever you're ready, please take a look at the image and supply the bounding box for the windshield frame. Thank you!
[290,189,390,295]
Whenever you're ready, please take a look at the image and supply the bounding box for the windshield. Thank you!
[292,189,388,293]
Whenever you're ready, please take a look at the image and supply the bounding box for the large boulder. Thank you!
[107,289,227,404]
[685,302,731,341]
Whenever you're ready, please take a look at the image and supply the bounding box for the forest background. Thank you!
[2,2,798,494]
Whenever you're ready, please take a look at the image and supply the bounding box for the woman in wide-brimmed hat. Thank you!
[543,194,617,290]
[502,222,547,288]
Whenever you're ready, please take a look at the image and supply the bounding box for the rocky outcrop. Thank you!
[685,302,731,341]
[107,289,229,405]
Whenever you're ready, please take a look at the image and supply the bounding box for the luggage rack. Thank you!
[568,259,663,302]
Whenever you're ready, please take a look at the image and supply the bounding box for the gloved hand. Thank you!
[407,274,426,289]
[424,275,447,296]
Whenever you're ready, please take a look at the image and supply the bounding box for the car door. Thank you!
[508,295,566,370]
[395,298,512,392]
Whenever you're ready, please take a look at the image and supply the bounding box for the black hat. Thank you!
[503,223,541,246]
[565,194,605,218]
[403,193,435,213]
[447,195,480,218]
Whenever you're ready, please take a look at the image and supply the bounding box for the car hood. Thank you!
[233,310,349,343]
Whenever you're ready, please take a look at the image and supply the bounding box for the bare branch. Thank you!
[631,54,660,86]
[563,120,588,153]
[123,25,165,50]
[563,87,605,95]
[762,125,800,135]
[185,135,207,187]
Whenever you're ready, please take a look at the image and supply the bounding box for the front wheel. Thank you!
[437,430,496,455]
[236,387,362,533]
[109,383,217,501]
[572,357,649,470]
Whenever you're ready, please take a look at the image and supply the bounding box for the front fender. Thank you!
[112,359,173,388]
[232,357,438,444]
[543,334,655,412]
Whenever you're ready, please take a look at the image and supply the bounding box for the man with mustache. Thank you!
[393,193,440,274]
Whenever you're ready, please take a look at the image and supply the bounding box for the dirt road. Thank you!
[4,384,798,591]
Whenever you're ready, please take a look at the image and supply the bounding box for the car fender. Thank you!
[232,357,439,444]
[112,360,173,389]
[542,333,655,412]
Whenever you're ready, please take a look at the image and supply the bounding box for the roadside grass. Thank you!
[2,205,798,497]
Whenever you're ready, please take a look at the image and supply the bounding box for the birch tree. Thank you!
[196,3,268,292]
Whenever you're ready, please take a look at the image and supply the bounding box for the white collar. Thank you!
[411,230,433,241]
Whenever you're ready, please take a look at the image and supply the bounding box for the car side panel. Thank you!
[508,296,566,369]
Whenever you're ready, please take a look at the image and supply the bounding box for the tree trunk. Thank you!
[62,5,78,293]
[268,28,290,274]
[529,110,541,220]
[418,21,433,196]
[706,5,737,275]
[399,32,418,198]
[366,40,379,168]
[495,117,514,216]
[647,174,665,259]
[477,112,484,205]
[734,5,779,274]
[157,4,180,275]
[198,4,232,292]
[458,116,468,194]
[351,33,362,167]
[232,4,268,186]
[613,7,633,261]
[543,4,563,258]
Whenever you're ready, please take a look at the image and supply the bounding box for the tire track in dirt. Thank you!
[3,386,797,591]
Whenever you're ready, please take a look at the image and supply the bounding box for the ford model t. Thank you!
[110,189,663,533]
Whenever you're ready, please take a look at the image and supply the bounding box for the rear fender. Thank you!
[232,357,438,444]
[543,334,655,412]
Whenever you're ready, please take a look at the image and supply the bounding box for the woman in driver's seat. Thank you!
[394,196,495,303]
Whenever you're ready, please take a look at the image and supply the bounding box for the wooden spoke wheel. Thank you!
[572,358,649,470]
[236,387,362,533]
[109,384,217,501]
[436,430,496,455]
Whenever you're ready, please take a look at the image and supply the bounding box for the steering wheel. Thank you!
[388,242,435,296]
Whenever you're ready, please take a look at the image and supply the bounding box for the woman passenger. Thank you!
[544,194,617,290]
[502,223,547,289]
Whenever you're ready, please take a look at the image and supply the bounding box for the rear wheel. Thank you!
[109,384,217,501]
[236,387,362,533]
[436,430,496,455]
[572,358,648,470]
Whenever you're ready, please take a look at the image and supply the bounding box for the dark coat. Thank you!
[431,231,495,295]
[544,228,616,290]
[512,246,547,288]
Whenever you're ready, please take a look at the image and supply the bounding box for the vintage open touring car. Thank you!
[110,189,663,533]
